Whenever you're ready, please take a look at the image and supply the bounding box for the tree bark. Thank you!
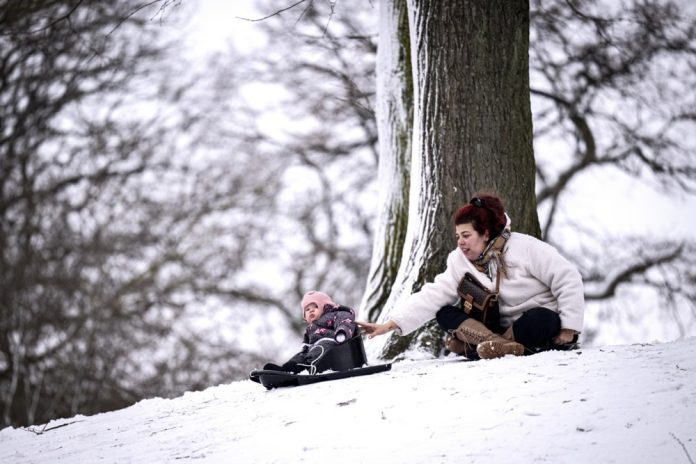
[359,0,413,323]
[366,0,540,359]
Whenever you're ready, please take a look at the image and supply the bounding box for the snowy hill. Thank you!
[2,338,696,464]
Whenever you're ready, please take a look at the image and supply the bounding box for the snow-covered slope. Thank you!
[2,338,695,464]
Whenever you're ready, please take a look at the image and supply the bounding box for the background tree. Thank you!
[220,0,380,325]
[0,0,175,427]
[0,0,282,427]
[528,0,696,343]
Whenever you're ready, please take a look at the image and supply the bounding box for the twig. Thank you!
[236,0,308,22]
[670,432,695,464]
[321,0,337,36]
[25,420,84,435]
[107,0,163,36]
[234,0,337,37]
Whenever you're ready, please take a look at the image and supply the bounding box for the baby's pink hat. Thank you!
[301,291,336,313]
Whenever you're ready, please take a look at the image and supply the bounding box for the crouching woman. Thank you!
[358,193,585,360]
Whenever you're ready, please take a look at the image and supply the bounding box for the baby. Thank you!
[264,291,357,374]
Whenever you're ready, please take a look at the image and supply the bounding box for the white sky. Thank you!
[180,0,267,60]
[559,167,696,239]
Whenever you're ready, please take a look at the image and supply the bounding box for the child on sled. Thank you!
[263,291,358,374]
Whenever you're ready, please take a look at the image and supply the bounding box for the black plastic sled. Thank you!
[249,363,392,389]
[249,335,391,390]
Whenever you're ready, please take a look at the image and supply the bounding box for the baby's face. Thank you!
[303,303,323,323]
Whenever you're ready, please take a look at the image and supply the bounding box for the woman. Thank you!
[357,193,584,360]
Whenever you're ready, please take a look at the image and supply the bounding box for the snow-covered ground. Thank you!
[2,337,695,464]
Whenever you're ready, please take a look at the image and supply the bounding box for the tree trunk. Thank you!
[365,0,540,359]
[359,0,413,323]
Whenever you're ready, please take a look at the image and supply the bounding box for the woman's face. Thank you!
[455,223,489,261]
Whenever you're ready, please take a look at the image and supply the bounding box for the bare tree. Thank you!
[529,0,696,341]
[0,0,277,427]
[0,0,172,427]
[231,0,380,313]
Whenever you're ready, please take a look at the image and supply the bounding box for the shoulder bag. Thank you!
[456,271,501,330]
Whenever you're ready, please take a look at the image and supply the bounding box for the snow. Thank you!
[2,338,696,464]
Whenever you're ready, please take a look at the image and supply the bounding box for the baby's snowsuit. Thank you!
[266,304,357,374]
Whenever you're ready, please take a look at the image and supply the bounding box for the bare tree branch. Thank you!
[236,0,309,22]
[584,245,684,300]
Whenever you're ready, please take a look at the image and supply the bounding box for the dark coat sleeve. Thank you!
[332,306,357,340]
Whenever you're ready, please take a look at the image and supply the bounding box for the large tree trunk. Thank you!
[364,0,540,359]
[359,0,413,323]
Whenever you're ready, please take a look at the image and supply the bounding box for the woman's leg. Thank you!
[436,306,525,359]
[435,305,468,331]
[511,307,561,352]
[436,306,478,358]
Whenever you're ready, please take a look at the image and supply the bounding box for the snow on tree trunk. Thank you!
[364,0,541,360]
[359,0,413,323]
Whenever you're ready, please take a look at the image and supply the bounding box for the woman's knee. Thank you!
[436,305,467,331]
[512,307,561,347]
[523,307,560,325]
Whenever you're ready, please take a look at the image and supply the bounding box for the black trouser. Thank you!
[436,305,563,353]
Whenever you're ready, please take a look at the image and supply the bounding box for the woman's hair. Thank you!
[454,193,506,238]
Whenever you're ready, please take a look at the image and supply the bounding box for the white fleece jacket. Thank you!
[390,232,585,335]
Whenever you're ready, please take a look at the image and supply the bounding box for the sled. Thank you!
[249,334,392,389]
[249,363,392,389]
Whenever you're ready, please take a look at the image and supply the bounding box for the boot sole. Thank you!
[477,341,524,359]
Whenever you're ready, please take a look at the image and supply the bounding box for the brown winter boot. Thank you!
[445,334,476,357]
[454,319,524,360]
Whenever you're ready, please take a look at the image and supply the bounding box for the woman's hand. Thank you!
[553,328,577,345]
[356,320,399,339]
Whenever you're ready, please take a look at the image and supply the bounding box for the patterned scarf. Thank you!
[472,215,511,280]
